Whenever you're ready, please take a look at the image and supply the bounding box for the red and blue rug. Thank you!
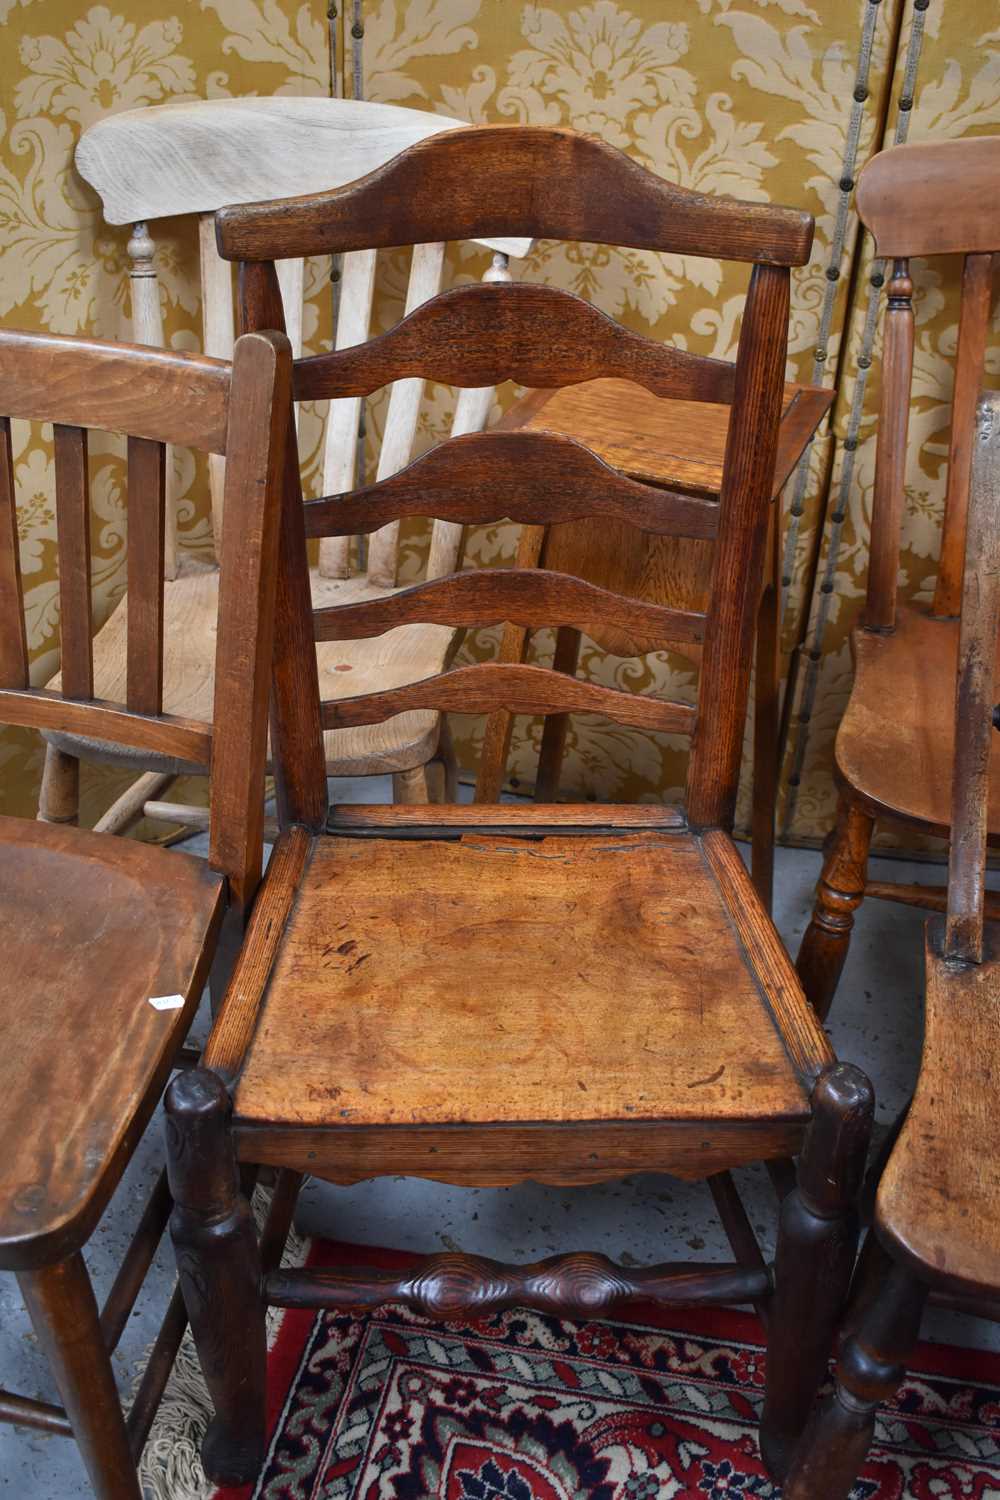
[214,1242,1000,1499]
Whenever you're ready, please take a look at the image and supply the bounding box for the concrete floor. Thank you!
[2,779,997,1497]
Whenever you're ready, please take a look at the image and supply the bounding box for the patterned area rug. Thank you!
[207,1241,1000,1500]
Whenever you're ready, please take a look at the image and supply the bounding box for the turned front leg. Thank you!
[760,1062,874,1480]
[165,1068,266,1486]
[781,1234,926,1499]
[796,793,874,1019]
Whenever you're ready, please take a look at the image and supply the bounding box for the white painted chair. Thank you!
[39,98,529,831]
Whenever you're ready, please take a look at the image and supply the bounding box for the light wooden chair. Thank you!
[0,325,289,1498]
[165,125,873,1492]
[796,136,1000,1019]
[783,385,1000,1497]
[43,97,527,833]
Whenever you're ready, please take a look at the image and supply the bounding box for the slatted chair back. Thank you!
[855,136,1000,631]
[216,125,812,833]
[942,388,1000,966]
[0,329,290,913]
[75,97,529,581]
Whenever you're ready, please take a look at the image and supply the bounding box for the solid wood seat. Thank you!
[47,567,452,776]
[837,606,1000,836]
[0,814,223,1271]
[233,827,814,1181]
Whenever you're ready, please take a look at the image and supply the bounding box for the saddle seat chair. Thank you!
[0,326,290,1497]
[796,135,1000,1020]
[164,125,875,1491]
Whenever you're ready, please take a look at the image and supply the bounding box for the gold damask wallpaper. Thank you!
[0,0,996,844]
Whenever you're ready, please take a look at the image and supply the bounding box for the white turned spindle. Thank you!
[128,221,179,578]
[275,257,305,360]
[198,214,236,555]
[318,248,378,578]
[365,241,447,588]
[426,253,511,581]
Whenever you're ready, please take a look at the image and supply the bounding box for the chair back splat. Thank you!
[217,126,812,834]
[0,329,290,915]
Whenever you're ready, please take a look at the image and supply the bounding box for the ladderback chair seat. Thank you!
[0,815,222,1271]
[44,568,453,777]
[228,821,824,1186]
[836,605,1000,837]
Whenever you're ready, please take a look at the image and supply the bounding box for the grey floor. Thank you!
[2,778,997,1497]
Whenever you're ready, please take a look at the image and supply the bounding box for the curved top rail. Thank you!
[216,125,814,267]
[0,330,231,454]
[857,136,1000,258]
[75,97,530,259]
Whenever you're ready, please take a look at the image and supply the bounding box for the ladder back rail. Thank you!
[216,127,813,267]
[319,662,695,738]
[312,568,706,648]
[302,430,721,543]
[294,283,736,407]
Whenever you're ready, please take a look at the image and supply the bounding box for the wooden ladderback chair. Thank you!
[797,135,1000,1019]
[40,98,527,835]
[164,127,874,1496]
[0,327,289,1498]
[783,386,1000,1498]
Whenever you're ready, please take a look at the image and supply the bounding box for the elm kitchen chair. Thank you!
[0,326,289,1498]
[797,135,1000,1019]
[783,386,1000,1497]
[163,126,874,1492]
[475,366,833,914]
[39,96,529,835]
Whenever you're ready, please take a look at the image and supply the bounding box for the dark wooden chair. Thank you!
[783,385,1000,1497]
[0,326,290,1497]
[474,374,833,914]
[164,125,874,1491]
[796,135,1000,1019]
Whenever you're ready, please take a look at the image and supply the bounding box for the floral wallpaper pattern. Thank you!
[0,0,995,846]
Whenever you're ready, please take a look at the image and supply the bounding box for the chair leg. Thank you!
[781,1236,926,1500]
[760,1062,874,1481]
[17,1253,140,1500]
[165,1068,267,1487]
[796,791,875,1020]
[37,744,80,826]
[534,626,581,802]
[392,762,433,804]
[432,716,460,802]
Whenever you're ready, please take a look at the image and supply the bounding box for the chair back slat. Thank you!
[125,435,166,716]
[302,430,720,543]
[53,424,93,700]
[944,390,1000,965]
[933,252,995,620]
[318,248,378,580]
[295,283,735,408]
[366,240,447,587]
[0,418,28,689]
[320,662,695,739]
[217,126,812,267]
[227,128,802,831]
[313,569,705,649]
